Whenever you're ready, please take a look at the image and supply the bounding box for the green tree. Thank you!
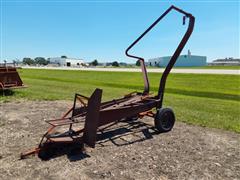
[112,61,119,67]
[61,55,67,58]
[34,57,49,65]
[23,58,35,65]
[91,59,98,66]
[136,60,141,66]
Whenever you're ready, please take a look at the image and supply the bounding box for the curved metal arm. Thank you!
[125,5,195,108]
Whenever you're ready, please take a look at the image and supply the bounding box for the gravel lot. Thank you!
[0,101,239,180]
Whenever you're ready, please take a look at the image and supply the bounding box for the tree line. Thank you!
[89,59,120,67]
[21,57,141,67]
[22,57,49,65]
[89,60,141,67]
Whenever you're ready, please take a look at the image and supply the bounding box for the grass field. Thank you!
[1,69,240,133]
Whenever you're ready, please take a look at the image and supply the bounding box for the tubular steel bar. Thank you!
[20,6,195,159]
[125,5,195,108]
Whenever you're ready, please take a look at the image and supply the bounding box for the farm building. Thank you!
[49,57,85,67]
[208,58,240,66]
[148,50,207,67]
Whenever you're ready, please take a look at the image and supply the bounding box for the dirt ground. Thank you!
[0,100,239,180]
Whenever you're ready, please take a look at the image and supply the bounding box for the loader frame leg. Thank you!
[83,88,102,148]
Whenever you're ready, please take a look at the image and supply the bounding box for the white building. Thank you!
[208,58,240,66]
[49,57,85,67]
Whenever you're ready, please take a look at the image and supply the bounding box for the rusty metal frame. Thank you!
[20,5,195,159]
[0,65,26,90]
[125,5,195,108]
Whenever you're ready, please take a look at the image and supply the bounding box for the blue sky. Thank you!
[0,0,239,63]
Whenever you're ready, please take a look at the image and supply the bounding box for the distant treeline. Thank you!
[2,57,142,67]
[22,57,49,65]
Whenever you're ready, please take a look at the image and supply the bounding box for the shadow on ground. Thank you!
[0,89,15,96]
[37,119,160,161]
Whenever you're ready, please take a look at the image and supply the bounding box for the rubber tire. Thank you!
[154,108,175,133]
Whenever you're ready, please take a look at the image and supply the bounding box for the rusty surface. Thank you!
[20,5,195,159]
[0,64,26,90]
[83,88,102,147]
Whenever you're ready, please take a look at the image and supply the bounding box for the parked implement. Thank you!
[20,5,195,159]
[0,63,25,90]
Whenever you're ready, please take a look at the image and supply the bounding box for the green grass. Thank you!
[1,69,240,133]
[172,66,240,70]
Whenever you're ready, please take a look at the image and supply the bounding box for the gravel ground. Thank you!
[0,101,239,180]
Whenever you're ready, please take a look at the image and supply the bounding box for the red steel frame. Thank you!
[20,5,195,159]
[0,63,25,90]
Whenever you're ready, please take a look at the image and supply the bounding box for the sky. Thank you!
[0,0,239,63]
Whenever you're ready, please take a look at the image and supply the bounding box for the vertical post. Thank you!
[140,58,150,94]
[83,88,102,148]
[69,94,77,131]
